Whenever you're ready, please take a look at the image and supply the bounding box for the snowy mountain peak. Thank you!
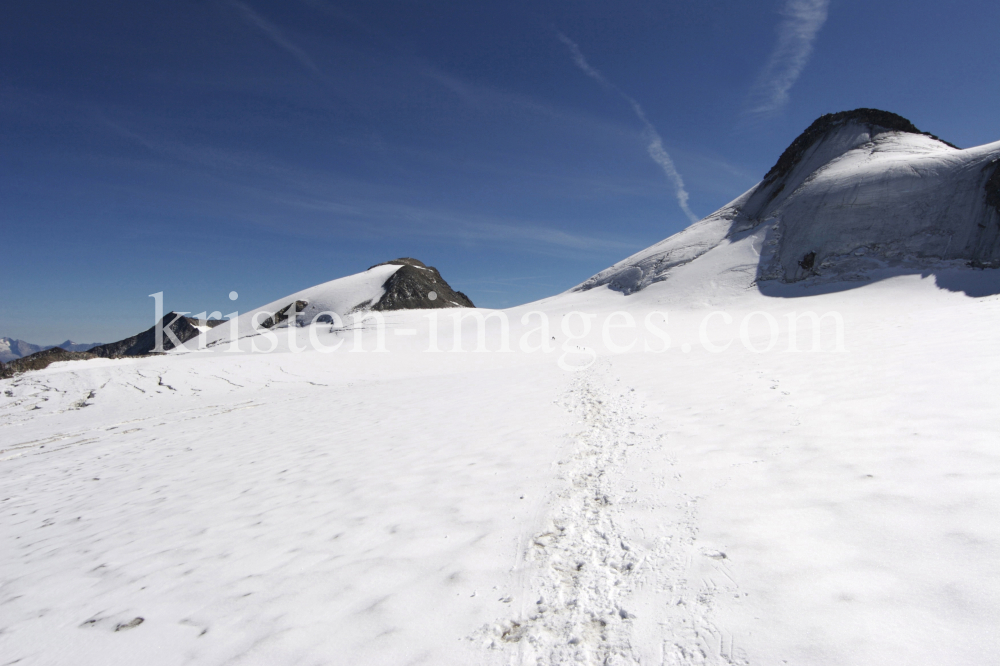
[195,258,473,350]
[0,337,103,363]
[742,109,958,223]
[578,109,1000,296]
[0,337,44,363]
[763,109,953,184]
[53,340,104,353]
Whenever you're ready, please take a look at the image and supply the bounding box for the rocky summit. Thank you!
[368,258,474,311]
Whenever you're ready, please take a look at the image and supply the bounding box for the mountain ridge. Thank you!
[0,337,103,364]
[88,314,227,358]
[577,108,1000,296]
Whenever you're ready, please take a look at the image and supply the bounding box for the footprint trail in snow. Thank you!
[480,366,745,665]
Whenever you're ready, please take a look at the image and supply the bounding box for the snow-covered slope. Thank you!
[3,110,1000,666]
[3,273,1000,665]
[194,263,401,350]
[578,109,1000,294]
[194,259,473,351]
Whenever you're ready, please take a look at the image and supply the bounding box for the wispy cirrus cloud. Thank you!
[228,0,322,76]
[279,195,640,255]
[557,33,698,224]
[746,0,830,115]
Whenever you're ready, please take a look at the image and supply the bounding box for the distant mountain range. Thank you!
[0,338,103,363]
[0,315,226,379]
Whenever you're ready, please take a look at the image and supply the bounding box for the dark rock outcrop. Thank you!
[986,160,1000,216]
[0,347,96,378]
[798,252,816,270]
[368,258,474,311]
[259,301,309,329]
[762,109,955,185]
[88,313,226,358]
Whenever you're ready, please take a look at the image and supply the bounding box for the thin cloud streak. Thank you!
[228,0,322,76]
[422,68,634,139]
[557,33,698,223]
[747,0,829,115]
[92,112,646,251]
[557,33,612,91]
[280,195,640,255]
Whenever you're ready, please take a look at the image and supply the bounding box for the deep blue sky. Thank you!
[3,0,998,343]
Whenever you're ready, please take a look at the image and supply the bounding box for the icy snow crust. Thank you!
[578,124,1000,294]
[3,262,1000,664]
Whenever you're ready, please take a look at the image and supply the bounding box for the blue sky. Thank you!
[2,0,999,344]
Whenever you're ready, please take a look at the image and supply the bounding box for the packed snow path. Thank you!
[483,368,650,664]
[481,366,741,665]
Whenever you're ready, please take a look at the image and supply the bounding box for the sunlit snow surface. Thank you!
[579,129,1000,294]
[201,263,401,348]
[3,261,1000,665]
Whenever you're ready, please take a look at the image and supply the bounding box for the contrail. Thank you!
[557,33,613,90]
[558,33,698,224]
[747,0,829,115]
[229,0,322,76]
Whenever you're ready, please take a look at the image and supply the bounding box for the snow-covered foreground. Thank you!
[3,273,1000,665]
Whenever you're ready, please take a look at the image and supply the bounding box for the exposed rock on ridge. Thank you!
[367,258,474,311]
[257,259,475,325]
[741,108,961,224]
[0,347,96,379]
[986,160,1000,216]
[259,301,309,329]
[761,109,953,185]
[89,314,226,358]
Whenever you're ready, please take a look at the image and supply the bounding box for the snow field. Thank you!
[2,273,1000,664]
